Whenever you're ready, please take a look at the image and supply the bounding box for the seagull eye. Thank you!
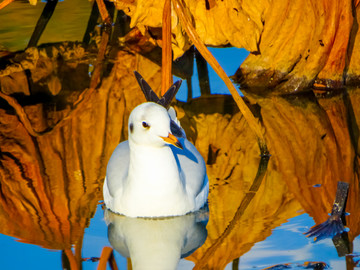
[142,121,150,129]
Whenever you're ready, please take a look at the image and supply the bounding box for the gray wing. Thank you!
[105,141,130,197]
[171,138,208,200]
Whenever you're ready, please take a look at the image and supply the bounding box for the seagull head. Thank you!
[128,102,183,149]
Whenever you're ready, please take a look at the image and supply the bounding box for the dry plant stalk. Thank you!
[95,0,111,24]
[161,0,173,95]
[172,0,268,154]
[90,26,111,89]
[0,0,14,10]
[64,249,80,270]
[97,247,119,270]
[0,91,42,137]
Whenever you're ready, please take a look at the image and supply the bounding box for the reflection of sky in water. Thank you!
[2,205,358,269]
[227,213,359,269]
[175,47,249,101]
[1,234,60,269]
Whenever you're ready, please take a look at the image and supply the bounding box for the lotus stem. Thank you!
[161,0,173,95]
[172,0,268,155]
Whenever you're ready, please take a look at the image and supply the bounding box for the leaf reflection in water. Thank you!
[0,43,164,267]
[104,207,208,270]
[182,89,360,269]
[1,34,360,269]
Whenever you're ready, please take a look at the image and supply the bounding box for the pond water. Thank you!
[0,1,360,270]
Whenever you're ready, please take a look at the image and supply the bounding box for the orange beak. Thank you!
[160,133,183,149]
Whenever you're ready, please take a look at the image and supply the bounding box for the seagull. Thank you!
[103,72,209,218]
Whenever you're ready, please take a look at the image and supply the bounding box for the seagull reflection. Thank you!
[104,207,209,270]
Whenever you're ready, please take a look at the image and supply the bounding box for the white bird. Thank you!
[103,72,209,218]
